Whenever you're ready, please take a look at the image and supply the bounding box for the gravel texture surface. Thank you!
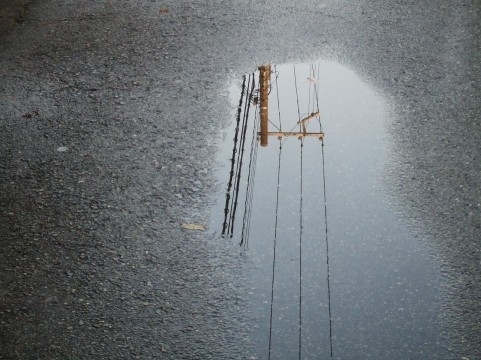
[1,0,480,358]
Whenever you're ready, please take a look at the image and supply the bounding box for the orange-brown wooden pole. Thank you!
[258,65,271,147]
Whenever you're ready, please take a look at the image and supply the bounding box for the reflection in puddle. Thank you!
[221,63,331,359]
[212,61,447,359]
[222,64,325,243]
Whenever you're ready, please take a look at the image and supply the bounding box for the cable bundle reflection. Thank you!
[222,63,332,359]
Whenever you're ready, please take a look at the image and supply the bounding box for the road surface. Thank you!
[1,0,480,358]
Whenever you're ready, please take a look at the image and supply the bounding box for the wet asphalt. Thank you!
[1,0,480,359]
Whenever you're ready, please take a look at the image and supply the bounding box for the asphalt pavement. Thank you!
[1,0,480,359]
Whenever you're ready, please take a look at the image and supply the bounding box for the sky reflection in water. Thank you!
[211,61,446,359]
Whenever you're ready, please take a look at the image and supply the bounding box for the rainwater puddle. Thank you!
[210,61,447,359]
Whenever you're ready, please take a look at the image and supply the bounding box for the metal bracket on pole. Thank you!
[257,67,324,146]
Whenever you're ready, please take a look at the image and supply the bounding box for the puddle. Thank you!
[210,61,447,358]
